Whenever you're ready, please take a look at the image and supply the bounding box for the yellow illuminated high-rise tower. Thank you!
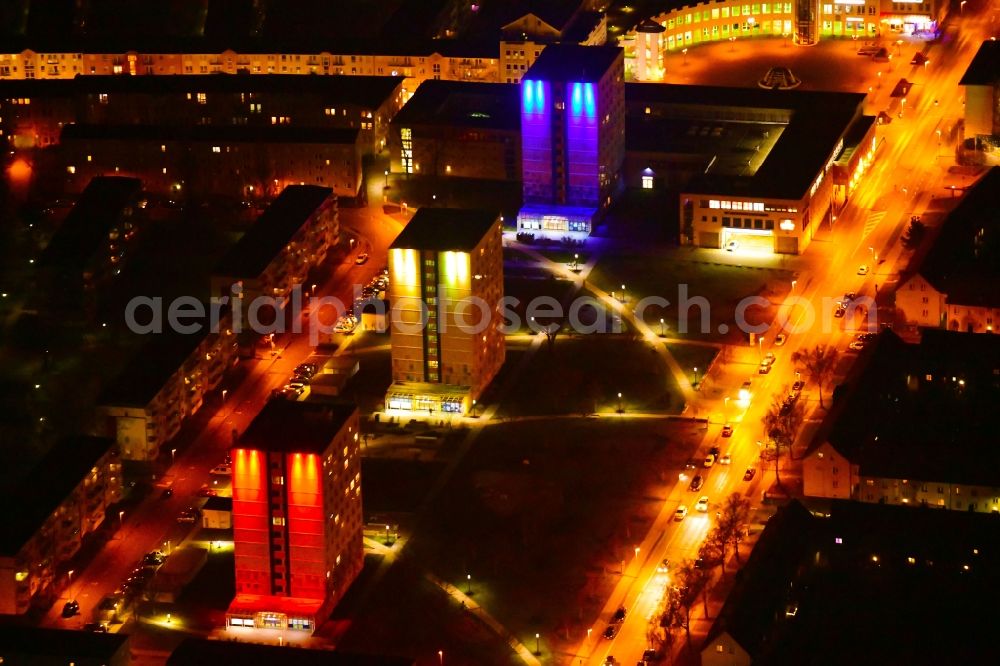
[384,208,504,415]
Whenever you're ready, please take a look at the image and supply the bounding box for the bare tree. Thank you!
[791,344,839,409]
[762,395,805,489]
[699,526,730,578]
[672,559,704,644]
[718,493,752,563]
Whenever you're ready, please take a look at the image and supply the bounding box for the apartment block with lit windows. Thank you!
[0,437,122,615]
[226,401,363,634]
[385,208,505,415]
[211,185,338,308]
[0,74,404,155]
[60,123,363,201]
[516,44,626,240]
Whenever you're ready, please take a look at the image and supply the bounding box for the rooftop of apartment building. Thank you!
[390,207,499,252]
[391,80,520,131]
[167,637,414,666]
[705,499,1000,664]
[523,43,622,82]
[960,39,1000,86]
[98,325,220,409]
[904,167,1000,308]
[237,400,357,455]
[0,626,129,661]
[59,123,362,145]
[0,436,115,557]
[807,328,1000,485]
[0,73,404,108]
[38,176,142,273]
[214,185,333,280]
[626,83,869,200]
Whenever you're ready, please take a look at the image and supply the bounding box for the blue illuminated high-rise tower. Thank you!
[517,45,625,240]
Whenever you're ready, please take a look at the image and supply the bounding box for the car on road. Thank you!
[721,424,733,437]
[210,464,232,476]
[603,656,619,666]
[355,252,369,265]
[642,649,659,663]
[274,384,305,400]
[762,352,776,366]
[834,305,847,318]
[684,459,698,471]
[720,453,732,465]
[774,333,786,346]
[177,507,201,524]
[61,600,79,618]
[843,292,857,303]
[703,453,716,468]
[758,362,772,374]
[612,606,627,623]
[695,496,710,512]
[857,264,870,275]
[689,475,704,492]
[744,467,757,482]
[197,487,218,497]
[674,505,688,521]
[295,363,319,378]
[739,380,752,401]
[792,380,805,394]
[725,239,739,252]
[657,559,670,574]
[289,374,311,386]
[603,623,620,639]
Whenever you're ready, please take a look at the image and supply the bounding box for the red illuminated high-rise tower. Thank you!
[225,401,362,634]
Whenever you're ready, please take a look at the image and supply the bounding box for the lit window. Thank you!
[86,154,92,162]
[197,92,207,104]
[212,146,221,153]
[272,516,285,526]
[66,165,75,174]
[642,175,653,189]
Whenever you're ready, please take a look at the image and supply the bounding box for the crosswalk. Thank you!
[862,209,887,240]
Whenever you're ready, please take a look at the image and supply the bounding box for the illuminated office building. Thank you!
[226,401,362,634]
[385,208,504,415]
[516,44,625,240]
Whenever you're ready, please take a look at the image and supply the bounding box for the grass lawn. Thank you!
[666,343,720,382]
[495,335,683,418]
[590,253,792,344]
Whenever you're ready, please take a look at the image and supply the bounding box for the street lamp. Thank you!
[67,569,75,599]
[587,628,593,640]
[895,39,903,56]
[620,284,626,303]
[660,317,666,337]
[438,651,444,665]
[791,279,797,291]
[693,367,699,385]
[961,0,967,13]
[466,574,472,595]
[634,546,641,559]
[119,510,125,530]
[384,170,389,188]
[729,36,735,51]
[535,633,541,655]
[682,48,688,65]
[471,398,477,417]
[869,246,877,263]
[170,448,177,465]
[617,392,623,413]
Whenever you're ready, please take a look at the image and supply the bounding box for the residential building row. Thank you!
[959,40,1000,161]
[627,0,949,82]
[0,437,122,615]
[896,167,999,333]
[0,74,405,154]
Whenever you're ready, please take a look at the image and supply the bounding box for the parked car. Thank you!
[612,606,627,623]
[210,464,232,476]
[294,363,318,378]
[792,380,805,393]
[725,239,739,252]
[721,424,733,437]
[177,507,200,524]
[774,333,786,346]
[604,623,620,639]
[857,264,870,275]
[61,600,79,618]
[758,362,772,374]
[834,306,847,318]
[83,622,108,633]
[857,332,877,342]
[355,252,369,265]
[744,467,757,482]
[197,487,218,497]
[761,352,776,366]
[143,551,166,566]
[849,340,866,351]
[739,380,752,401]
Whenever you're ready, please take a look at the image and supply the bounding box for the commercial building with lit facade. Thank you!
[389,80,521,181]
[624,84,876,254]
[803,329,1000,512]
[896,168,1000,333]
[0,436,122,615]
[0,74,405,154]
[99,315,238,461]
[212,185,339,307]
[500,1,607,84]
[626,0,948,80]
[386,208,504,415]
[226,401,363,633]
[60,124,364,201]
[517,44,625,240]
[702,500,1000,666]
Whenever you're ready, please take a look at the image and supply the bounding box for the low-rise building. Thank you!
[386,208,505,415]
[99,319,238,461]
[389,80,520,181]
[0,437,122,615]
[167,637,414,666]
[0,74,404,154]
[0,626,130,666]
[702,500,1000,665]
[211,185,338,308]
[802,329,1000,511]
[60,124,363,201]
[896,168,1000,332]
[202,495,233,530]
[227,401,363,633]
[500,2,607,84]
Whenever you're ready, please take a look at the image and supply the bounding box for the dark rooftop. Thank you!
[215,185,333,279]
[524,44,623,83]
[203,495,233,512]
[99,326,213,408]
[60,123,361,145]
[238,400,357,455]
[959,40,1000,86]
[39,176,142,272]
[167,638,413,666]
[0,436,114,556]
[0,74,404,108]
[392,80,520,131]
[390,208,500,252]
[706,500,1000,664]
[626,83,868,200]
[0,625,129,661]
[908,167,1000,308]
[808,328,1000,486]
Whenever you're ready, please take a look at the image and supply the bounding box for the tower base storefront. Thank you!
[384,382,472,416]
[225,595,325,635]
[516,204,598,241]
